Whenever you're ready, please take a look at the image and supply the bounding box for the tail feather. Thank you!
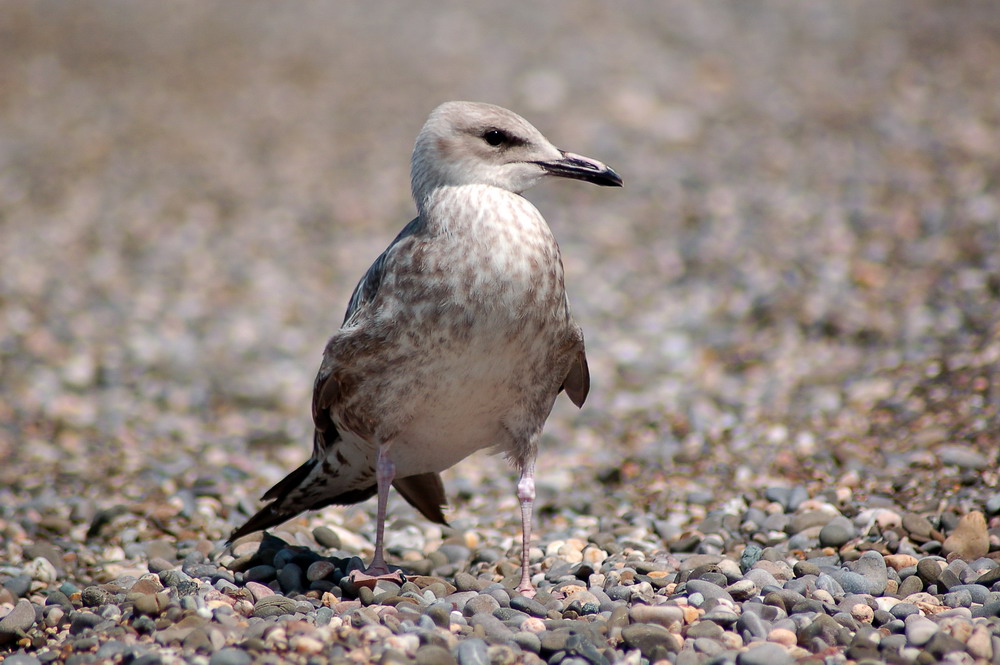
[227,431,451,545]
[393,473,449,525]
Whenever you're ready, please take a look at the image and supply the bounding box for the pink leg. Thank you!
[515,463,537,597]
[350,442,404,587]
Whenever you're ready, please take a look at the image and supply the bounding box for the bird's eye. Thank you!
[483,129,507,147]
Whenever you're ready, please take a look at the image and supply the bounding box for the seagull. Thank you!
[228,101,622,596]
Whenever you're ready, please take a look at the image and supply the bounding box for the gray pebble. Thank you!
[897,575,923,597]
[904,615,938,646]
[986,492,1000,515]
[509,595,548,618]
[208,648,252,665]
[738,642,793,665]
[685,579,734,603]
[67,611,102,635]
[463,594,500,617]
[251,595,297,618]
[818,516,856,548]
[312,526,341,549]
[456,637,490,665]
[938,444,987,469]
[0,600,37,641]
[851,552,888,595]
[820,568,870,595]
[2,575,32,599]
[916,558,943,585]
[467,614,513,645]
[942,588,973,608]
[159,569,194,588]
[512,631,541,654]
[788,510,833,534]
[244,565,277,584]
[890,603,920,619]
[4,656,42,665]
[736,609,769,640]
[95,641,130,660]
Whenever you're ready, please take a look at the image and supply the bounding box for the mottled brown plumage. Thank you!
[229,101,621,594]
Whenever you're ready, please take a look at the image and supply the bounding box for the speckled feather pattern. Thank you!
[323,185,581,474]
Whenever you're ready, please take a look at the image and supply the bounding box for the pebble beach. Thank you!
[2,3,999,664]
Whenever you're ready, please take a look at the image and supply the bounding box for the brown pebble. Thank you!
[768,627,797,647]
[942,511,989,560]
[884,554,918,571]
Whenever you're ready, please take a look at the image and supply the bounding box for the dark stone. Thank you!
[916,558,942,585]
[3,575,32,599]
[797,614,850,647]
[509,595,548,618]
[620,624,679,659]
[67,611,103,636]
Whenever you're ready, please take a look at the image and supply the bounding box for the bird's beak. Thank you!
[535,151,623,187]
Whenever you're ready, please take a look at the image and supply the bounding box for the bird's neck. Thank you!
[418,185,548,237]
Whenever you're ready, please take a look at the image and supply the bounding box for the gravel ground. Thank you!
[2,2,1000,664]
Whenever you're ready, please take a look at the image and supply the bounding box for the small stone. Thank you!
[767,628,797,647]
[938,445,987,469]
[629,603,683,629]
[850,603,874,623]
[819,516,856,548]
[4,656,42,665]
[252,595,297,618]
[904,614,938,647]
[738,642,793,665]
[724,579,757,601]
[966,623,994,660]
[244,565,277,583]
[291,635,325,654]
[917,558,944,585]
[884,554,919,571]
[942,511,989,561]
[788,510,834,534]
[509,595,547,618]
[209,648,252,665]
[132,594,162,617]
[512,631,540,654]
[454,572,483,592]
[899,513,934,540]
[306,560,338,582]
[313,526,342,549]
[620,624,679,659]
[245,581,274,602]
[852,552,888,595]
[462,594,500,616]
[0,599,37,642]
[68,611,102,635]
[456,638,490,665]
[2,575,32,599]
[897,575,923,597]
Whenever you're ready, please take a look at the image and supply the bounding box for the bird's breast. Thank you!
[410,185,567,323]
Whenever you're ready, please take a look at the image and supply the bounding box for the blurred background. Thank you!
[1,2,998,542]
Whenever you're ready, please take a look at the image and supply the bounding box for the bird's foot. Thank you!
[348,566,405,589]
[515,581,536,598]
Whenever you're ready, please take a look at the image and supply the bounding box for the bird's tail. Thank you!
[226,436,449,545]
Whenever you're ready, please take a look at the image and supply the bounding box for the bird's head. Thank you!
[411,101,622,206]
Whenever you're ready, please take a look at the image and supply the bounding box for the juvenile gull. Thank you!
[228,101,622,595]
